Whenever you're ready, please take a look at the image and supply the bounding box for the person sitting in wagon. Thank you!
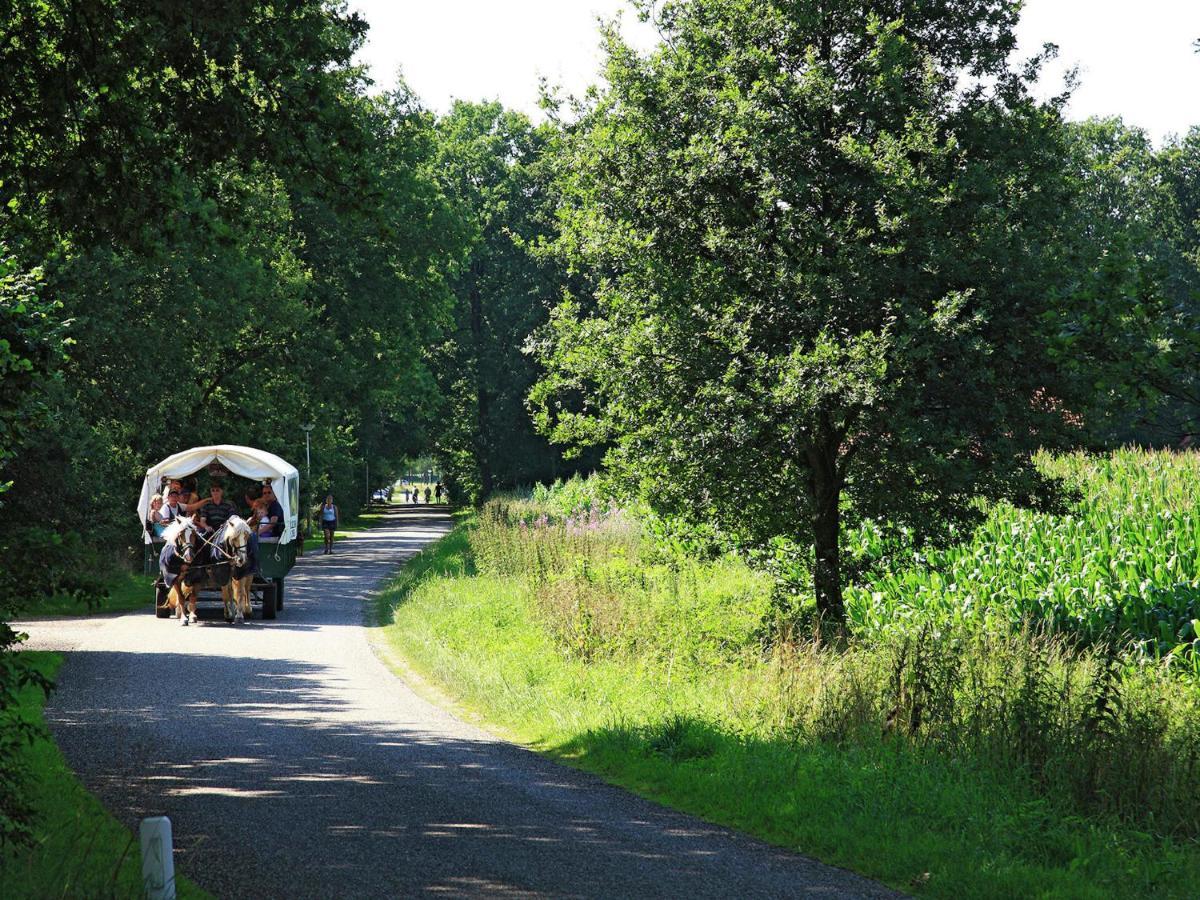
[256,482,285,538]
[178,477,205,513]
[146,493,167,539]
[198,481,237,535]
[161,487,187,524]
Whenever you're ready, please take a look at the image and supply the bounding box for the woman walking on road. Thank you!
[320,494,339,554]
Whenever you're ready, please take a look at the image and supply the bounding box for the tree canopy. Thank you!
[532,0,1166,626]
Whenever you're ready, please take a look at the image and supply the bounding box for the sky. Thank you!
[350,1,1200,144]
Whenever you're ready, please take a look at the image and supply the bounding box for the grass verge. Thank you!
[0,652,210,898]
[25,572,155,618]
[374,523,1200,900]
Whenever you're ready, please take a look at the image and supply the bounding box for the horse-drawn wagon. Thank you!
[137,445,301,621]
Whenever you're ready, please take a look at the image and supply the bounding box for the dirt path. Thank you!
[18,507,900,899]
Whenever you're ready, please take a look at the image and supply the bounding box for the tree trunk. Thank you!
[807,421,846,632]
[469,274,494,498]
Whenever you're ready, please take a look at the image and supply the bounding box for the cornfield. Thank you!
[847,449,1200,654]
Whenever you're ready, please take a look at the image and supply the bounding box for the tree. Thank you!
[0,2,463,555]
[430,101,589,502]
[0,0,370,248]
[0,250,67,846]
[1057,119,1200,446]
[533,0,1160,628]
[1147,128,1200,441]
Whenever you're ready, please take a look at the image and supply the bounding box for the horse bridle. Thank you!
[174,520,238,574]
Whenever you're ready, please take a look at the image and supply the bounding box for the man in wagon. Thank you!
[198,481,238,536]
[256,482,285,538]
[161,487,187,524]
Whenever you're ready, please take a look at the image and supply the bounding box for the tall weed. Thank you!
[766,629,1200,837]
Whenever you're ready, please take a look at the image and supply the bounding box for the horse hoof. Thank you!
[189,613,197,625]
[235,612,244,625]
[181,615,189,626]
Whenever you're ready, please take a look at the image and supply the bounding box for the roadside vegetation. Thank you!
[378,453,1200,898]
[0,652,209,898]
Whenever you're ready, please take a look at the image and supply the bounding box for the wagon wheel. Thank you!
[259,582,277,621]
[154,581,171,618]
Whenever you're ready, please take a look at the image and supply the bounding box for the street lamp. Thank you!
[301,423,314,483]
[301,423,314,550]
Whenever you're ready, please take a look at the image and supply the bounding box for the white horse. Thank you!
[161,516,199,625]
[218,515,256,624]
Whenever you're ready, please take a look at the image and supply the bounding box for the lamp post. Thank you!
[301,423,314,482]
[301,423,314,550]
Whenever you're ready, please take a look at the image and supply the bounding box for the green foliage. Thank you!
[0,251,65,489]
[428,101,593,503]
[1060,118,1200,445]
[0,3,467,844]
[0,0,369,244]
[847,450,1200,652]
[533,0,1168,625]
[0,2,465,581]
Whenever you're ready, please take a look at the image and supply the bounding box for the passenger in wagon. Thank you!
[146,493,167,539]
[161,488,187,524]
[198,482,237,534]
[257,483,285,538]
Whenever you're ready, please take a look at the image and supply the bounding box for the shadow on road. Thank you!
[47,649,860,898]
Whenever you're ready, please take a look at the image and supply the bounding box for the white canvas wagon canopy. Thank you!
[136,445,300,544]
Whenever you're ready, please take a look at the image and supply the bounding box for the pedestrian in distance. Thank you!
[423,486,431,504]
[320,494,339,554]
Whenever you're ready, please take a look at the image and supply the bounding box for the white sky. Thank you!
[351,1,1200,143]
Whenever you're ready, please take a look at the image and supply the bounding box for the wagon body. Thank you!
[139,444,302,620]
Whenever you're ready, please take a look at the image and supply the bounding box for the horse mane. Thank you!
[220,515,253,544]
[161,516,193,545]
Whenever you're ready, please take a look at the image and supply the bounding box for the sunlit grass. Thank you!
[376,456,1200,898]
[23,572,156,617]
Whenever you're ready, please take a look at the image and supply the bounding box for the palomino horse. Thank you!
[217,515,257,624]
[159,516,199,625]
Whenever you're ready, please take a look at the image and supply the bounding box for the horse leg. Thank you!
[233,576,248,623]
[174,584,189,626]
[221,584,232,623]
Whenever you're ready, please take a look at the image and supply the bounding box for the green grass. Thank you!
[25,572,156,617]
[0,653,211,898]
[374,458,1200,899]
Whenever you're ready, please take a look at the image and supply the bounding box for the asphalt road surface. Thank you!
[19,507,901,899]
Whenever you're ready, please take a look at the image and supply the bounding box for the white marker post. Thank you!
[140,816,176,900]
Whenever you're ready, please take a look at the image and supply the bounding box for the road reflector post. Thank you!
[140,815,176,900]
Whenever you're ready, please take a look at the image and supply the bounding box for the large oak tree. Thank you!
[534,0,1160,627]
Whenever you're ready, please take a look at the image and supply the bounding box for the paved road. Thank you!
[19,507,900,899]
